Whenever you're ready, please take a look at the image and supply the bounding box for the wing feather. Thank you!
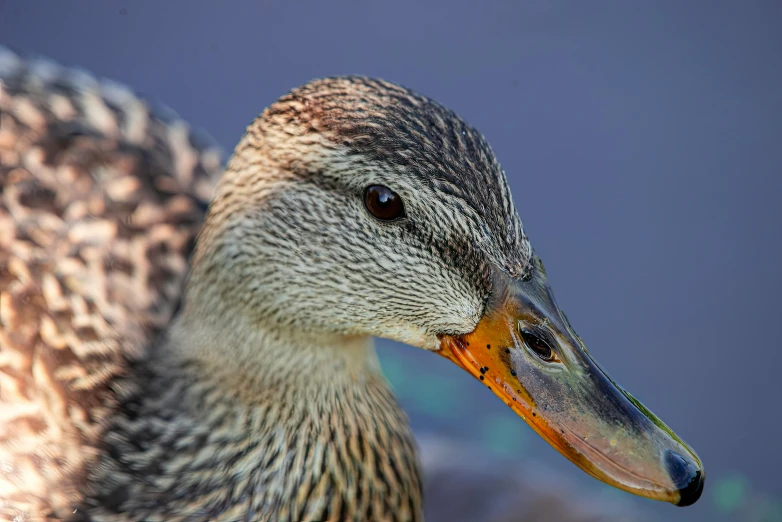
[0,46,223,519]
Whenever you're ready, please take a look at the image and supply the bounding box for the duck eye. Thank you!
[364,185,405,221]
[520,328,555,362]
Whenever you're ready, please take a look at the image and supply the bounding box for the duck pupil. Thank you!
[364,185,404,221]
[521,330,554,361]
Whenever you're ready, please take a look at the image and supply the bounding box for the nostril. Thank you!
[665,450,705,507]
[519,327,555,362]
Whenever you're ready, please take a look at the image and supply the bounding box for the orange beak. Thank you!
[438,264,704,506]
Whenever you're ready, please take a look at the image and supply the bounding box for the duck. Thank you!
[0,46,704,521]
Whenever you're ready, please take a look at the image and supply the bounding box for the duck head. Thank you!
[189,77,703,506]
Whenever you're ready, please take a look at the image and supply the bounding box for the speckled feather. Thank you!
[0,48,222,519]
[0,47,537,522]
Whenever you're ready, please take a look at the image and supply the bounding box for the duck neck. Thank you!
[136,306,425,521]
[169,305,383,399]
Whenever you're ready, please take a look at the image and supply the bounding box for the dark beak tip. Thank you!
[665,450,705,507]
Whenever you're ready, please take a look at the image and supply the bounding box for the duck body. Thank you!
[1,47,704,521]
[0,49,422,521]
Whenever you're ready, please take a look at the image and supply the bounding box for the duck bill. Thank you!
[438,266,704,506]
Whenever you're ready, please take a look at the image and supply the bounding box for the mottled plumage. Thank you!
[0,48,221,520]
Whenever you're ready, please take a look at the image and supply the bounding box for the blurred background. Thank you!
[1,1,779,521]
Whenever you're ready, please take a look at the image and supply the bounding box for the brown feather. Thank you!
[0,48,221,520]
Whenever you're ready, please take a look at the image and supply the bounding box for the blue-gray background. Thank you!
[2,1,779,521]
